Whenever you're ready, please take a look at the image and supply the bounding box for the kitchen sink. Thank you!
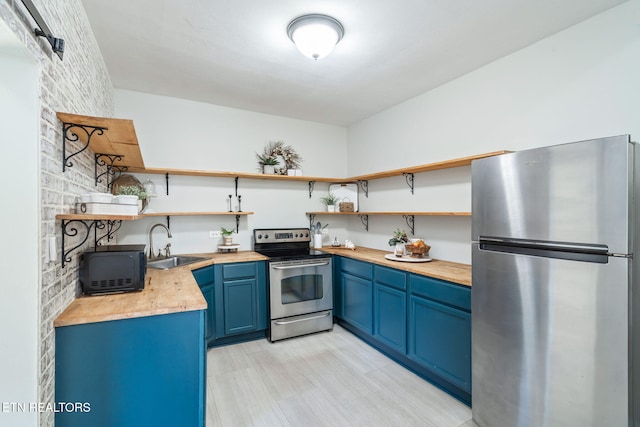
[147,255,208,270]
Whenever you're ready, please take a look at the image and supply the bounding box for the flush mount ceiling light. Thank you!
[287,14,344,60]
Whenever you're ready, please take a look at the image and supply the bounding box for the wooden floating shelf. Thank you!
[56,213,139,221]
[348,151,510,181]
[56,212,254,221]
[306,211,471,216]
[141,211,254,217]
[126,151,510,183]
[56,112,145,169]
[126,167,343,183]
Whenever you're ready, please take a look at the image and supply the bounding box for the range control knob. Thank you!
[295,233,299,237]
[257,234,262,239]
[305,233,309,237]
[264,234,269,239]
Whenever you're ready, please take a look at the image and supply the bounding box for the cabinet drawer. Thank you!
[409,274,470,312]
[341,258,372,280]
[192,265,214,286]
[222,262,256,280]
[374,265,406,290]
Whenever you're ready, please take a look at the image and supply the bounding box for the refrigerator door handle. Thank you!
[478,236,610,264]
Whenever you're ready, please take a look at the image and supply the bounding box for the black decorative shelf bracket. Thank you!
[234,177,239,197]
[308,181,316,198]
[308,214,316,230]
[403,215,415,236]
[357,180,369,198]
[61,219,104,268]
[165,173,169,196]
[235,215,241,233]
[95,153,128,189]
[165,216,171,229]
[402,173,415,194]
[62,122,107,172]
[95,220,122,246]
[358,214,369,232]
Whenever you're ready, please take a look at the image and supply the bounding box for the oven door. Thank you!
[269,258,332,319]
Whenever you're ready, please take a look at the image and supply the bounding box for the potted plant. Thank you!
[256,154,279,174]
[221,227,235,245]
[320,193,340,212]
[388,228,409,256]
[115,185,147,212]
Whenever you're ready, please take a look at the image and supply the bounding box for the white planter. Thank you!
[263,165,275,174]
[327,205,336,212]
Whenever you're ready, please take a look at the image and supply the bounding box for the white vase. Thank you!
[327,205,336,212]
[263,165,275,174]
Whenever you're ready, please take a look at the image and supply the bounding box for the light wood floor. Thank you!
[206,325,475,427]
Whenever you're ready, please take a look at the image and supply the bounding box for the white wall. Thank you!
[347,0,640,264]
[0,18,39,427]
[115,90,349,252]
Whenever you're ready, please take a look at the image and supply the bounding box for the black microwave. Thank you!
[79,245,146,295]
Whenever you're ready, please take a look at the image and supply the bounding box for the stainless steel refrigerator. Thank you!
[471,135,639,427]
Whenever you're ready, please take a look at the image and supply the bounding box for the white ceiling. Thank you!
[81,0,628,126]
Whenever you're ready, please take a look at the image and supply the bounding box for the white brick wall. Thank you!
[0,1,114,425]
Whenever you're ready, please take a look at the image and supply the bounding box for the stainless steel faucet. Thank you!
[148,223,172,259]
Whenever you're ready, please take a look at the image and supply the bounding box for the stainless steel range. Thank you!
[253,228,333,342]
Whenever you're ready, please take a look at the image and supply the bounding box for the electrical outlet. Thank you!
[209,230,221,238]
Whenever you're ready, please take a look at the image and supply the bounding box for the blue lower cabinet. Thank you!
[341,272,373,333]
[55,310,206,427]
[213,261,267,344]
[408,274,471,395]
[193,261,267,347]
[334,256,471,405]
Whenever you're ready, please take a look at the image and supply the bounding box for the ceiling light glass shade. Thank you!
[287,14,344,60]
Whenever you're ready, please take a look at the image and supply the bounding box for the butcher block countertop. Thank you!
[320,246,471,287]
[54,251,267,327]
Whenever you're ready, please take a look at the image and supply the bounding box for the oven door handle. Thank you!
[271,261,330,270]
[273,312,331,325]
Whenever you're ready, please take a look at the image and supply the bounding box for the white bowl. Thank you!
[79,193,91,203]
[89,192,113,203]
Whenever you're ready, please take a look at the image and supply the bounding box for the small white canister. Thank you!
[313,234,323,249]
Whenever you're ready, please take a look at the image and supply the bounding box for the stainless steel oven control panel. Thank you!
[253,228,310,244]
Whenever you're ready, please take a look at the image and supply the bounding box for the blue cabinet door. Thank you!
[200,284,215,344]
[374,283,407,354]
[214,261,267,339]
[373,265,407,353]
[341,272,373,334]
[222,277,258,335]
[408,294,471,393]
[192,265,216,346]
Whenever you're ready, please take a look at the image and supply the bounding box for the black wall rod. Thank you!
[20,0,64,60]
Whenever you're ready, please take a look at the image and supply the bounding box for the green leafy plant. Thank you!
[388,228,409,246]
[116,185,147,200]
[319,193,339,206]
[256,153,279,166]
[221,227,235,237]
